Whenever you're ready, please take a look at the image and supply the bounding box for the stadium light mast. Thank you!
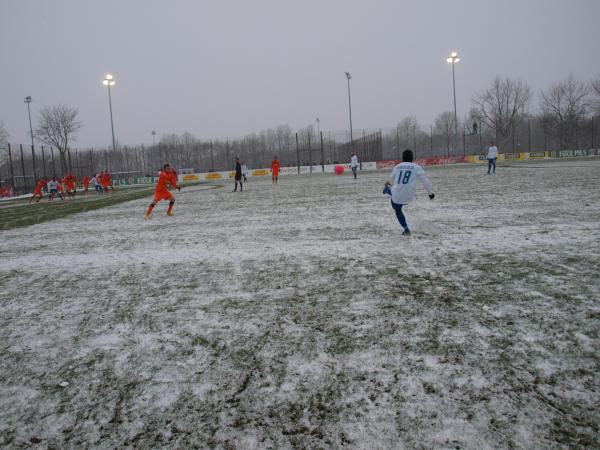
[316,117,320,138]
[152,130,156,146]
[102,74,117,153]
[446,52,460,137]
[24,96,37,180]
[345,72,353,143]
[24,96,35,150]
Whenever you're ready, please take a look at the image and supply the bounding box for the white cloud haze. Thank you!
[1,0,599,147]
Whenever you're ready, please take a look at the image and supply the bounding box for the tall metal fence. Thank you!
[1,115,598,196]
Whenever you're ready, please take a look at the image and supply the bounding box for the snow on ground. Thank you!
[1,159,599,449]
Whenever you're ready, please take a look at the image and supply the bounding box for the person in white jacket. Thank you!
[241,163,249,183]
[350,154,359,179]
[384,149,434,236]
[487,141,498,174]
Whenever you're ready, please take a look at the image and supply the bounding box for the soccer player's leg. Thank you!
[145,191,165,219]
[391,200,410,235]
[166,193,175,216]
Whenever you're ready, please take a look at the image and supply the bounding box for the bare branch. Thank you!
[540,74,589,148]
[472,77,531,146]
[0,121,9,165]
[34,105,83,173]
[434,112,454,154]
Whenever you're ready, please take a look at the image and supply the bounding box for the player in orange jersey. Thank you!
[271,156,280,184]
[82,175,91,193]
[106,171,114,191]
[144,164,180,219]
[97,171,109,193]
[64,174,77,197]
[29,178,47,203]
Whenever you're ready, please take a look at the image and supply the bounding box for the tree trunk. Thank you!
[60,151,68,174]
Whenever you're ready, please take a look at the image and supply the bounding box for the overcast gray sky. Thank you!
[1,0,599,148]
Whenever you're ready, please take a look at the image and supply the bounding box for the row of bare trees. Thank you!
[1,73,599,180]
[386,74,600,156]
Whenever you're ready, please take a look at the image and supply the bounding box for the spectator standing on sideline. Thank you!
[350,153,359,179]
[487,141,498,174]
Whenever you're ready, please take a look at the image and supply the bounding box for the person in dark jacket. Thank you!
[234,157,243,192]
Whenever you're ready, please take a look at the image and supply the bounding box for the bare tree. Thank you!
[0,121,8,165]
[35,105,83,173]
[472,77,532,147]
[397,116,420,148]
[591,76,600,114]
[434,112,454,155]
[540,75,590,149]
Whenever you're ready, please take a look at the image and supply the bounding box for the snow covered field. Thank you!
[1,158,599,449]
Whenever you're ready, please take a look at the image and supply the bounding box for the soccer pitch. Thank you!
[1,159,599,449]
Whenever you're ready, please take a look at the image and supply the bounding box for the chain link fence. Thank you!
[1,116,598,196]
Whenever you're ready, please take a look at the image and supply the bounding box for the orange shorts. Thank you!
[154,189,174,202]
[33,189,43,195]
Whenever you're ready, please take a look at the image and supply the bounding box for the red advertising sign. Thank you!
[377,156,466,170]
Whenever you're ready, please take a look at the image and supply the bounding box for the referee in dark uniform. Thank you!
[234,157,243,192]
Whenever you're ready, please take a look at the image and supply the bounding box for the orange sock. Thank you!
[167,201,174,214]
[146,203,155,215]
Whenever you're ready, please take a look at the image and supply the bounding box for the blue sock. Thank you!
[391,201,408,230]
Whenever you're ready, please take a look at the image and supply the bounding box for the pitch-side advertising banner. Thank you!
[467,151,550,163]
[377,156,467,169]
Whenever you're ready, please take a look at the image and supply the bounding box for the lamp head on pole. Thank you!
[102,74,116,86]
[345,71,351,80]
[446,52,460,63]
[24,96,32,104]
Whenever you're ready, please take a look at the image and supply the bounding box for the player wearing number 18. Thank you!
[384,149,434,236]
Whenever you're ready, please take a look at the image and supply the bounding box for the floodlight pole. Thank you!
[107,84,116,153]
[24,96,34,149]
[102,75,117,154]
[25,96,37,181]
[446,52,460,149]
[345,72,353,143]
[451,61,458,136]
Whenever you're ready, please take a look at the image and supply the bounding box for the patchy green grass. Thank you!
[0,159,599,448]
[0,182,209,231]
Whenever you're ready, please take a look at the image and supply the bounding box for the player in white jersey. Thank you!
[384,149,434,236]
[46,177,64,201]
[487,141,498,174]
[350,154,359,179]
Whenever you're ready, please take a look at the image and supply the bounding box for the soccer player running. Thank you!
[91,174,102,193]
[487,140,498,174]
[144,164,180,219]
[350,153,359,179]
[29,178,47,203]
[63,174,77,198]
[233,157,243,192]
[82,175,91,193]
[385,149,434,236]
[47,177,64,201]
[271,156,280,184]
